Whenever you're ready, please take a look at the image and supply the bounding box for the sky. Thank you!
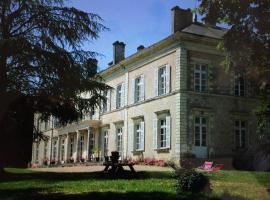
[66,0,198,71]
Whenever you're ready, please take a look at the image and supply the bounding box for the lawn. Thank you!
[0,168,269,200]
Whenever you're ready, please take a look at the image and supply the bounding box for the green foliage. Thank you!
[0,0,109,124]
[175,169,209,193]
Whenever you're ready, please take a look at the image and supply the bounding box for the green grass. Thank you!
[0,168,269,200]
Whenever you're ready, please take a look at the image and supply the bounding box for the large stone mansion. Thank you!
[31,6,258,166]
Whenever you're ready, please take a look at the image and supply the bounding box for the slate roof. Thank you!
[182,23,227,39]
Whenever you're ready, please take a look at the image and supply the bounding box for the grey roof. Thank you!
[182,23,227,39]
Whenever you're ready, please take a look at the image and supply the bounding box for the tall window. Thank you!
[89,132,95,154]
[116,84,123,109]
[194,64,208,92]
[234,75,245,96]
[158,67,166,95]
[117,127,123,156]
[60,139,65,161]
[194,117,207,146]
[134,76,142,102]
[70,137,74,158]
[235,120,246,149]
[79,135,84,157]
[104,131,109,156]
[135,123,143,150]
[35,143,39,162]
[153,115,171,149]
[53,140,57,160]
[102,90,110,113]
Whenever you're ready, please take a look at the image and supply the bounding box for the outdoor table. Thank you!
[103,161,136,174]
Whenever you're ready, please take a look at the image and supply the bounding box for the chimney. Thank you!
[171,6,193,34]
[113,41,125,65]
[137,45,145,52]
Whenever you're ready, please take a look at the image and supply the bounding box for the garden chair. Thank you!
[197,161,213,171]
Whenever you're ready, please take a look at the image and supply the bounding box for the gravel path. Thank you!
[30,165,173,173]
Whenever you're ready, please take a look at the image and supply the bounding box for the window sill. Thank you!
[155,148,170,153]
[132,150,144,155]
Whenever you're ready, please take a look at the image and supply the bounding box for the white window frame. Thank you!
[134,76,143,103]
[135,122,143,151]
[35,143,39,162]
[79,135,84,157]
[160,118,167,148]
[89,132,95,154]
[235,120,246,149]
[116,83,123,109]
[234,74,245,96]
[60,138,65,161]
[44,141,48,159]
[103,130,109,156]
[153,114,171,150]
[53,140,57,160]
[194,117,207,147]
[70,137,74,158]
[158,66,166,95]
[194,64,208,92]
[116,127,123,156]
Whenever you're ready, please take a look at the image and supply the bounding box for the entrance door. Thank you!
[193,117,208,158]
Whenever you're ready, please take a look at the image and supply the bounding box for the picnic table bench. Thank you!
[103,161,136,174]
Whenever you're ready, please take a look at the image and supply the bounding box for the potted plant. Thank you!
[80,156,85,162]
[69,157,74,163]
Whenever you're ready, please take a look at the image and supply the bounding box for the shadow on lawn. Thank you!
[0,188,246,200]
[0,169,172,183]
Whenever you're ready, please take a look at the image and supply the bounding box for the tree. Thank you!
[199,0,270,170]
[0,0,108,172]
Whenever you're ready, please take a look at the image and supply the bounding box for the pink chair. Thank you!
[197,161,213,171]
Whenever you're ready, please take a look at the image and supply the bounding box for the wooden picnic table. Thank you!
[103,161,136,174]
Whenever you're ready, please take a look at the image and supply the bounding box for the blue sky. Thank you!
[66,0,198,70]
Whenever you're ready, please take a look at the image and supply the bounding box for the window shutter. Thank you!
[153,119,158,149]
[166,65,171,93]
[154,68,158,96]
[111,90,116,110]
[140,75,145,101]
[121,83,125,107]
[107,90,111,111]
[140,121,145,151]
[131,78,135,104]
[101,131,105,156]
[166,116,171,148]
[129,123,134,153]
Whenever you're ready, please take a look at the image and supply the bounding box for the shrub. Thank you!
[175,169,209,193]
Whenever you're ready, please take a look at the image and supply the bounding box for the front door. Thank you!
[193,116,208,158]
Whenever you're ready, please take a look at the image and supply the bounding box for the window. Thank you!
[90,105,95,119]
[116,127,123,156]
[53,140,57,160]
[153,115,171,149]
[160,119,167,148]
[235,120,246,149]
[158,67,166,95]
[44,120,48,130]
[234,75,245,96]
[89,132,95,154]
[79,135,84,157]
[35,143,39,162]
[116,84,123,109]
[194,117,207,146]
[104,131,109,156]
[60,139,65,161]
[135,122,144,150]
[102,90,110,113]
[156,65,170,96]
[70,137,74,158]
[134,75,144,103]
[194,64,208,92]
